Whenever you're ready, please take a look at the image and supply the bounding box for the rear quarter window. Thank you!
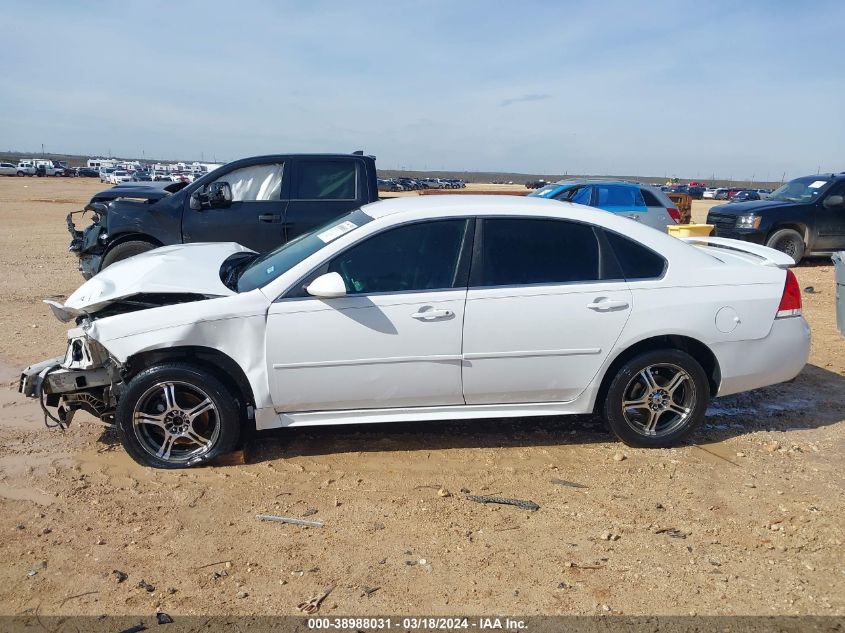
[603,230,666,280]
[641,189,665,208]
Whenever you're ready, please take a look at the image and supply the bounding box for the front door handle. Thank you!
[258,213,281,223]
[411,308,454,321]
[587,298,629,312]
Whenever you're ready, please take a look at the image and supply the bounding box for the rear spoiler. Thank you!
[680,236,795,268]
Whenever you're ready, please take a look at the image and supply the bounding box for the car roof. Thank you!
[359,194,672,239]
[552,178,645,187]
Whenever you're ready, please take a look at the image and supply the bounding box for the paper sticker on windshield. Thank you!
[317,221,357,243]
[809,180,828,189]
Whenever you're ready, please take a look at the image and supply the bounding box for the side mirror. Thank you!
[306,272,347,298]
[191,181,233,210]
[823,195,844,209]
[207,182,233,208]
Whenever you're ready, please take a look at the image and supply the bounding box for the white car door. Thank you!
[462,217,632,405]
[266,218,473,413]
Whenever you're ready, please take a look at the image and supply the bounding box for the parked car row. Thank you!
[377,177,466,192]
[4,160,70,177]
[705,187,772,201]
[97,167,203,184]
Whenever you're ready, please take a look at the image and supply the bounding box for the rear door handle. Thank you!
[258,213,281,223]
[587,298,629,312]
[411,308,454,321]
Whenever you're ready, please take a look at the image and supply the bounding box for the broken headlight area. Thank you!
[20,335,123,430]
[67,204,106,254]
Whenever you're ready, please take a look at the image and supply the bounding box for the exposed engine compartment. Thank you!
[86,292,210,320]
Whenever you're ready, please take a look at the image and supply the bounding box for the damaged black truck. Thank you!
[68,152,379,278]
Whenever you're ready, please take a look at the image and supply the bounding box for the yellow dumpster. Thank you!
[668,223,714,238]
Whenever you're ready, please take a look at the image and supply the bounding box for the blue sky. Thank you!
[1,1,843,179]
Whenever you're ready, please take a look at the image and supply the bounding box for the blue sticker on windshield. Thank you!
[266,265,275,275]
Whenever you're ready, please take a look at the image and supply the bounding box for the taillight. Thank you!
[667,207,680,223]
[777,270,802,317]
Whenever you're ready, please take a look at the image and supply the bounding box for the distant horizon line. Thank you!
[0,148,800,186]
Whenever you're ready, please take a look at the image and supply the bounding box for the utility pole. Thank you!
[41,143,45,157]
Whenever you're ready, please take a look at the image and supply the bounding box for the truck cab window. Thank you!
[296,161,357,200]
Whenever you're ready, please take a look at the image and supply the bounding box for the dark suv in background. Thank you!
[707,173,845,262]
[68,153,379,278]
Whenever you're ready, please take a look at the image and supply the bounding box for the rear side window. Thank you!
[296,161,357,200]
[478,218,602,286]
[595,184,646,209]
[641,189,665,208]
[603,230,666,280]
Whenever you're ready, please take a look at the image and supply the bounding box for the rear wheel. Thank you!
[101,240,155,270]
[603,349,709,448]
[766,228,805,263]
[117,363,241,468]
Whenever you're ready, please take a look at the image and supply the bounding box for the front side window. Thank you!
[214,163,284,202]
[295,161,357,200]
[478,218,602,286]
[544,184,592,205]
[328,220,469,294]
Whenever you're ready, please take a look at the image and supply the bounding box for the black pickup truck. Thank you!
[706,172,845,263]
[68,152,379,278]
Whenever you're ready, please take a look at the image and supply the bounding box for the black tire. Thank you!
[602,349,709,448]
[766,228,805,263]
[116,363,242,469]
[101,240,155,270]
[16,171,24,177]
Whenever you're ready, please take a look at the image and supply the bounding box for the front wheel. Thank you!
[116,363,241,468]
[101,240,155,270]
[766,228,805,263]
[602,349,709,448]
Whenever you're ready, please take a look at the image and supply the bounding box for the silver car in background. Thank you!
[529,179,680,232]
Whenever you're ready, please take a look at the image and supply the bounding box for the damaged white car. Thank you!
[21,196,810,468]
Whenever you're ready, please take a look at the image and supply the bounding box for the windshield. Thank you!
[769,176,832,203]
[235,209,374,292]
[530,184,566,198]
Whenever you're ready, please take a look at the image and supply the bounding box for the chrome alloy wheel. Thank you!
[621,363,696,437]
[132,381,220,464]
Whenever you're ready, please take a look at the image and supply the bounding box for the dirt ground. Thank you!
[0,177,843,617]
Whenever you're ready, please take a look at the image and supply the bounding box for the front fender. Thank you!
[86,293,273,409]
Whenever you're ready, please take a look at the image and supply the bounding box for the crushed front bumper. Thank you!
[19,357,112,399]
[20,341,119,427]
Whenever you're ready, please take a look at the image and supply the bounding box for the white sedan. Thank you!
[20,196,810,468]
[109,170,133,184]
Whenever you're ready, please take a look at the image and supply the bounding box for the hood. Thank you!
[709,199,799,215]
[90,181,188,203]
[60,242,255,314]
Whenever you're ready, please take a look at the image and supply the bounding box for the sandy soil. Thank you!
[0,177,843,617]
